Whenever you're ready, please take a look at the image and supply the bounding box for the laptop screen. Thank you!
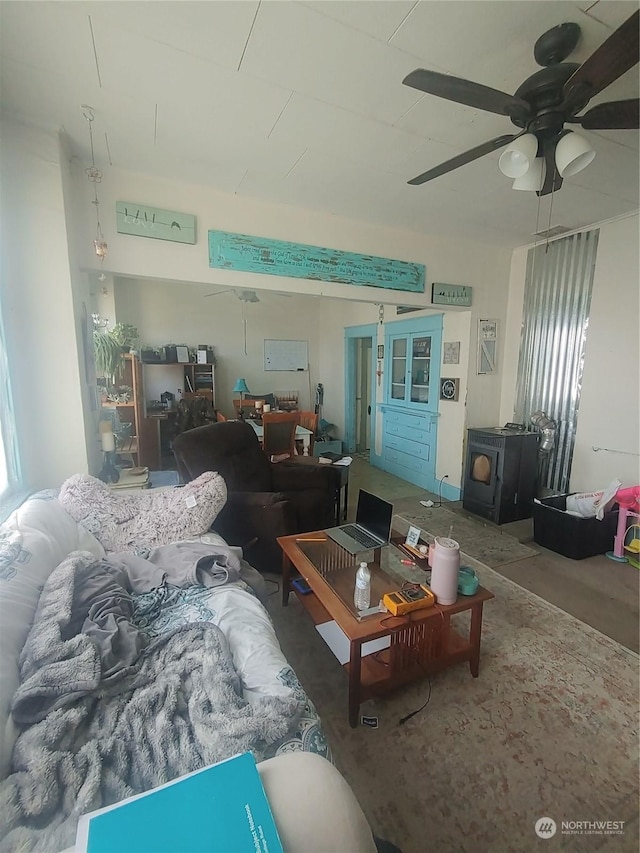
[355,490,393,543]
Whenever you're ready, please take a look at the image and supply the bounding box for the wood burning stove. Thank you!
[462,427,539,524]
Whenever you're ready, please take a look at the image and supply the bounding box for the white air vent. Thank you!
[533,225,571,239]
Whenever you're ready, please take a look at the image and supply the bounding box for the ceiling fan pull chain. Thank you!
[544,158,559,254]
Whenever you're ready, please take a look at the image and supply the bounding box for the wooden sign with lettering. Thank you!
[208,230,425,292]
[116,202,196,244]
[431,283,472,306]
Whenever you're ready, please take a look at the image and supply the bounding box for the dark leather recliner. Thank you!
[172,420,335,572]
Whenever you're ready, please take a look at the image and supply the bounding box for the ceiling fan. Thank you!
[205,288,260,302]
[403,9,639,196]
[204,288,293,302]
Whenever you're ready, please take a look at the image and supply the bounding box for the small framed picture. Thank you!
[440,378,460,401]
[405,525,421,547]
[443,342,460,364]
[477,319,498,374]
[377,344,384,359]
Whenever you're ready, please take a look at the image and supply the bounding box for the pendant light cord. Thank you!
[82,104,106,254]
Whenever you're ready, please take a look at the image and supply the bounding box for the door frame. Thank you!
[344,324,377,458]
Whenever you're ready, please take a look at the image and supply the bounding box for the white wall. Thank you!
[0,120,89,489]
[317,299,378,436]
[574,215,639,490]
[113,277,321,414]
[501,213,640,491]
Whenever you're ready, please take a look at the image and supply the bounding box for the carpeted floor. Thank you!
[393,496,539,568]
[269,553,639,853]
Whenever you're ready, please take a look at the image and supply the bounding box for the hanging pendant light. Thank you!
[82,105,108,264]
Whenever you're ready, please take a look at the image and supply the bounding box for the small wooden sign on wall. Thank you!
[477,319,498,374]
[116,202,196,244]
[431,283,472,306]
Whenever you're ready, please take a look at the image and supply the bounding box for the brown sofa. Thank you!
[173,420,335,572]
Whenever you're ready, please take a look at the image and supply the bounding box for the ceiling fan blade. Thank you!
[403,69,531,122]
[537,137,563,198]
[408,134,519,185]
[203,288,233,298]
[563,9,640,112]
[578,98,640,130]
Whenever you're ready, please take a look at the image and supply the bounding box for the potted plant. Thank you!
[110,323,138,351]
[93,319,138,383]
[94,328,124,384]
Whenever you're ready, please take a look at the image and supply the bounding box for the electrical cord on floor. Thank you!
[419,474,449,508]
[264,578,280,596]
[399,676,432,725]
[434,474,449,507]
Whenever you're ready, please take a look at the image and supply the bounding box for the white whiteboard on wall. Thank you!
[264,339,309,371]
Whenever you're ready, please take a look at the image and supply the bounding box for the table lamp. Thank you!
[98,423,120,483]
[232,378,250,419]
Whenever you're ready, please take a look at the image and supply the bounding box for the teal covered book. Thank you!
[75,752,283,853]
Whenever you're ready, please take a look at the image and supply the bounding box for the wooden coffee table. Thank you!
[278,530,494,727]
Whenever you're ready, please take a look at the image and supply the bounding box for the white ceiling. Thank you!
[1,0,638,249]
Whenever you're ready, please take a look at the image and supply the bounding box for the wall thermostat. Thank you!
[440,377,460,401]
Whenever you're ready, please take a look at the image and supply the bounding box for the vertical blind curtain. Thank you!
[514,229,600,493]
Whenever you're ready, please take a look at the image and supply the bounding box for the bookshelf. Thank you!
[101,354,159,469]
[183,363,215,402]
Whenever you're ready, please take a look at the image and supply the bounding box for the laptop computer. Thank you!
[325,490,393,554]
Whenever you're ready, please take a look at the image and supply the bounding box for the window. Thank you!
[0,310,21,517]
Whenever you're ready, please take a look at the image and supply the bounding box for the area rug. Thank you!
[269,555,639,853]
[393,496,538,568]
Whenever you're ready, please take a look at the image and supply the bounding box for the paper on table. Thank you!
[316,620,390,665]
[334,456,352,466]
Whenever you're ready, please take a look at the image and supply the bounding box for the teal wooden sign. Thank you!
[431,283,473,306]
[116,202,196,244]
[208,230,425,292]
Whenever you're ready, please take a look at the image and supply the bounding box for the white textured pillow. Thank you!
[58,472,227,553]
[0,496,104,779]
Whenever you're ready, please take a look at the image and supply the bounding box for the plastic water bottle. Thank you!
[354,562,371,611]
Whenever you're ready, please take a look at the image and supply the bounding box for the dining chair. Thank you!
[262,411,300,462]
[296,411,318,455]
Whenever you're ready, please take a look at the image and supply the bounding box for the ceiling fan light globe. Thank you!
[512,157,545,191]
[555,131,596,177]
[498,133,538,178]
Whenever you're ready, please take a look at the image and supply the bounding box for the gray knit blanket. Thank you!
[0,553,303,853]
